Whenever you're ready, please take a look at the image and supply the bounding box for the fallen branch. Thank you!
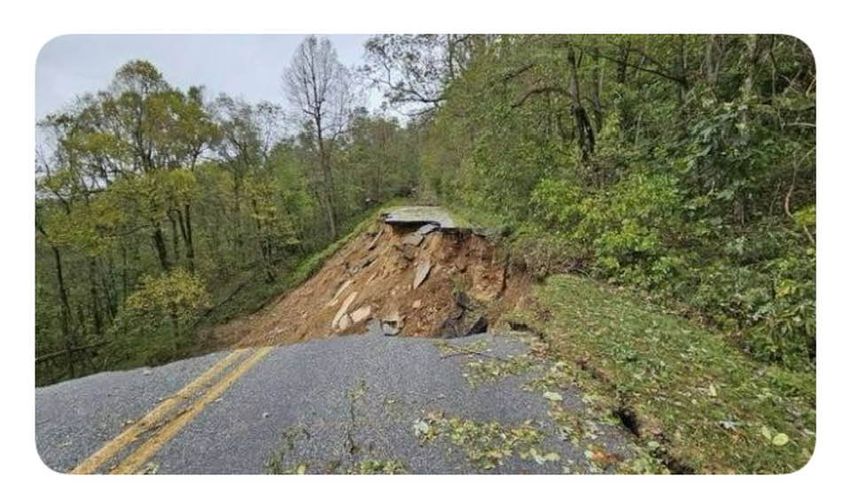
[36,341,109,364]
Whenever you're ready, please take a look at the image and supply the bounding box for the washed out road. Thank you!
[37,331,640,474]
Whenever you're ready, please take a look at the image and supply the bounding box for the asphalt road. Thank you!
[36,331,639,474]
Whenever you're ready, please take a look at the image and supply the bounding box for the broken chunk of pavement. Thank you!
[401,232,425,247]
[332,291,358,329]
[350,305,372,324]
[416,223,438,235]
[382,206,457,229]
[380,312,404,336]
[382,321,400,336]
[413,259,432,289]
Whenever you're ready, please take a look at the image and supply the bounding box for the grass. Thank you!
[442,201,509,231]
[507,273,815,474]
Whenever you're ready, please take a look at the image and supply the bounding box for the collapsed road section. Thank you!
[208,206,529,349]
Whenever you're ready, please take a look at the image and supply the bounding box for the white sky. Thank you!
[36,34,377,120]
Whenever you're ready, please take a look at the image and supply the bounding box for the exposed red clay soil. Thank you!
[205,219,530,350]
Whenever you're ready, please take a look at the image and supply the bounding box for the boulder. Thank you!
[401,233,425,246]
[381,312,404,336]
[338,314,352,330]
[413,259,432,289]
[332,292,358,328]
[382,322,400,336]
[350,305,372,324]
[417,223,439,235]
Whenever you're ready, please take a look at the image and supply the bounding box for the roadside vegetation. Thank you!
[36,34,815,474]
[36,41,420,384]
[389,34,815,472]
[508,275,814,473]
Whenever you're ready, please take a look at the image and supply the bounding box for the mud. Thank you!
[206,218,530,349]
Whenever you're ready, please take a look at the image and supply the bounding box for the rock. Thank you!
[328,280,353,306]
[401,233,425,246]
[350,305,372,324]
[400,246,417,261]
[332,292,358,328]
[338,314,352,330]
[412,300,422,309]
[453,290,474,310]
[440,317,462,339]
[349,255,375,275]
[383,311,404,325]
[466,315,489,336]
[382,321,401,336]
[413,259,432,289]
[439,308,465,338]
[381,312,404,336]
[367,228,384,250]
[417,223,439,235]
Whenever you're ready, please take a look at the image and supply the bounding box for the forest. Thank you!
[35,35,815,387]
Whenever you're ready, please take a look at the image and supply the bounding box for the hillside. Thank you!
[205,207,528,349]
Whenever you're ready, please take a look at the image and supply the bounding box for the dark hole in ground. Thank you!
[663,457,696,475]
[614,405,696,474]
[507,320,531,332]
[614,406,640,436]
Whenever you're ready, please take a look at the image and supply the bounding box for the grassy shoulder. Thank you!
[443,202,509,231]
[507,273,815,474]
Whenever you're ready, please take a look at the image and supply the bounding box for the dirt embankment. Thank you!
[206,218,530,349]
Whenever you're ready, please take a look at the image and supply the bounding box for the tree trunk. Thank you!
[167,211,180,263]
[566,46,595,163]
[51,245,76,379]
[590,47,605,132]
[176,204,195,273]
[617,40,630,84]
[88,258,103,338]
[151,223,171,271]
[315,115,338,240]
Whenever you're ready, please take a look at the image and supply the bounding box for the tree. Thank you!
[283,36,352,239]
[362,35,480,116]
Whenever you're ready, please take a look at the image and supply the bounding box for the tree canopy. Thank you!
[36,35,815,386]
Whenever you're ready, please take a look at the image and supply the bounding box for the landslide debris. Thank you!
[207,208,529,349]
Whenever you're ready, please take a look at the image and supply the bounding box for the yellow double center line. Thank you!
[71,346,273,474]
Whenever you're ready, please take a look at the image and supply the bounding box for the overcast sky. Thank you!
[36,34,376,120]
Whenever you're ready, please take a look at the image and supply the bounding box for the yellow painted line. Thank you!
[111,346,274,474]
[70,349,250,474]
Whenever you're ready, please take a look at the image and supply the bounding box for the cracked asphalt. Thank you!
[36,331,640,474]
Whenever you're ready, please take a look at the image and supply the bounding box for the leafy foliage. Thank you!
[418,34,815,369]
[509,274,815,473]
[36,54,421,385]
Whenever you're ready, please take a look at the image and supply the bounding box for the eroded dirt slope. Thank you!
[207,217,529,349]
